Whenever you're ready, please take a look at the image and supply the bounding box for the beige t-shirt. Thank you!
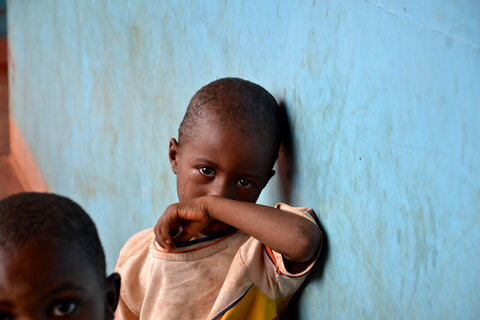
[115,203,320,320]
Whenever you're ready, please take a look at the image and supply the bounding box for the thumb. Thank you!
[173,222,205,242]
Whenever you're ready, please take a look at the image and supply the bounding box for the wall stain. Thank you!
[74,171,118,198]
[320,79,350,206]
[404,187,438,307]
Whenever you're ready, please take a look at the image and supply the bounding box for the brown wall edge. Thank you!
[8,115,49,192]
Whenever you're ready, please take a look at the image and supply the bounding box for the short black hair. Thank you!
[0,192,106,282]
[179,78,282,159]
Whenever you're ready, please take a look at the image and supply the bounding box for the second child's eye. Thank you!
[51,301,77,317]
[0,311,13,320]
[198,167,215,177]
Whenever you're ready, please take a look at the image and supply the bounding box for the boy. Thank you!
[0,192,120,320]
[116,78,322,319]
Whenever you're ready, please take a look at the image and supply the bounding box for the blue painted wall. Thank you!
[8,1,480,318]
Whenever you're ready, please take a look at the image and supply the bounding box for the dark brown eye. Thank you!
[199,167,215,177]
[237,179,253,188]
[51,300,77,317]
[0,311,13,320]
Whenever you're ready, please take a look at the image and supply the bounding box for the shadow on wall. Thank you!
[277,101,330,318]
[276,101,296,205]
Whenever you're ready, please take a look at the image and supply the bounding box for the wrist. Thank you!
[200,195,217,220]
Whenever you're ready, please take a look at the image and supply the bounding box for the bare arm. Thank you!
[154,196,322,263]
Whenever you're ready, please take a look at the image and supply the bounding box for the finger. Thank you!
[154,205,179,250]
[174,222,205,242]
[164,217,180,250]
[154,219,172,250]
[169,228,181,238]
[173,229,196,242]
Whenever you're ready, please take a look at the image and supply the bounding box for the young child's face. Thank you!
[0,237,118,320]
[169,122,276,235]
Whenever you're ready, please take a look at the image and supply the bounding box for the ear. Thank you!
[104,273,121,319]
[169,138,180,174]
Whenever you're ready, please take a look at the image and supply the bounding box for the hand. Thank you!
[154,198,212,251]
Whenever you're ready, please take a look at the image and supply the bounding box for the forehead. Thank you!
[0,238,100,302]
[181,124,276,178]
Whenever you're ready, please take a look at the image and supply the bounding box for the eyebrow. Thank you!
[195,157,217,165]
[47,283,87,297]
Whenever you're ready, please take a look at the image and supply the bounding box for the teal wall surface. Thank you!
[8,1,479,318]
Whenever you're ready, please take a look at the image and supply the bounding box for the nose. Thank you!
[208,177,235,199]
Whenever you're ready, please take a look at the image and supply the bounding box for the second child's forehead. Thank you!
[1,236,66,263]
[0,238,96,286]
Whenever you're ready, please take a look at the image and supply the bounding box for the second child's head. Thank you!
[169,78,282,231]
[0,192,120,320]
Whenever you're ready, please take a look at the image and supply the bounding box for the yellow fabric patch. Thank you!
[218,286,291,320]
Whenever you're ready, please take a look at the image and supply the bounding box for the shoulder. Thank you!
[116,228,155,269]
[275,203,318,225]
[114,228,156,317]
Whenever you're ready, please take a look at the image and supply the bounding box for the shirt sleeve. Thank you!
[268,203,321,277]
[238,203,321,298]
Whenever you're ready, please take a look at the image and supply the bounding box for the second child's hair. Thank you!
[0,192,106,282]
[179,78,282,156]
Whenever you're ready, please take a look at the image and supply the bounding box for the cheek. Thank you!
[178,170,208,201]
[235,187,264,203]
[179,174,192,200]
